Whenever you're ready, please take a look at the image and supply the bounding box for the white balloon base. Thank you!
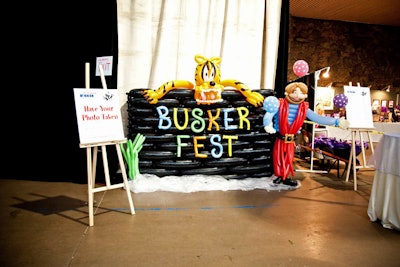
[128,174,301,193]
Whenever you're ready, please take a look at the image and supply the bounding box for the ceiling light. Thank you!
[314,66,330,81]
[322,67,330,78]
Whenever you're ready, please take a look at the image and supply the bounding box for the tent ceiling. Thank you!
[290,0,400,27]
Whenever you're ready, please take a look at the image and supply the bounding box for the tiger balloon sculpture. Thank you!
[142,54,264,107]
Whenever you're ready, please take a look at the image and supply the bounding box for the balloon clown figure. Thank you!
[263,82,349,187]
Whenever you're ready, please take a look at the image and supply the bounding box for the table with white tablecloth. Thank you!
[367,132,400,230]
[322,122,400,143]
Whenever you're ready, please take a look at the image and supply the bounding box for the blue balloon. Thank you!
[263,96,280,113]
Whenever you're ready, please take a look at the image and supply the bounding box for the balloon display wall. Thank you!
[127,89,275,178]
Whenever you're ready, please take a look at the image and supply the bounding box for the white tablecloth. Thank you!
[367,132,400,230]
[324,122,400,143]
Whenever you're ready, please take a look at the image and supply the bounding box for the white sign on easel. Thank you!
[344,85,374,129]
[95,56,113,76]
[73,88,125,145]
[344,84,375,190]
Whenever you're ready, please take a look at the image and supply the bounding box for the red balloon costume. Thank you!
[263,82,349,187]
[273,99,308,181]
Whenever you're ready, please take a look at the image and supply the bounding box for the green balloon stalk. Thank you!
[120,133,146,180]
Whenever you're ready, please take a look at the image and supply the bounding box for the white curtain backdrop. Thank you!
[116,0,282,126]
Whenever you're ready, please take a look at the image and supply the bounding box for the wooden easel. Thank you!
[81,63,135,226]
[343,83,376,191]
[345,128,375,191]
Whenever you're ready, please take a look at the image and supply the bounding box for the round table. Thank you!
[367,132,400,230]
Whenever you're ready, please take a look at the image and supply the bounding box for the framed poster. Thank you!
[372,99,380,111]
[388,100,394,108]
[315,86,334,110]
[381,99,387,107]
[73,88,125,145]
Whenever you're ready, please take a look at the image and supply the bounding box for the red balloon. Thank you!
[293,60,309,77]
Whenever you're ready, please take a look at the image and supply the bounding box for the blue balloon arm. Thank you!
[306,109,338,126]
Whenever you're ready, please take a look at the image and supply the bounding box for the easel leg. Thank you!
[101,145,111,188]
[351,134,357,191]
[352,131,358,191]
[345,130,358,190]
[359,131,367,167]
[367,131,375,154]
[116,144,135,215]
[92,146,98,186]
[86,147,95,227]
[345,131,353,183]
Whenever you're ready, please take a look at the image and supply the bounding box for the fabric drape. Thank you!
[116,0,282,125]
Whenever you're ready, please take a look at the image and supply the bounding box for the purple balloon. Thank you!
[333,94,348,108]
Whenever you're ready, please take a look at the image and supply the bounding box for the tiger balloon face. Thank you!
[193,55,224,104]
[194,55,221,86]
